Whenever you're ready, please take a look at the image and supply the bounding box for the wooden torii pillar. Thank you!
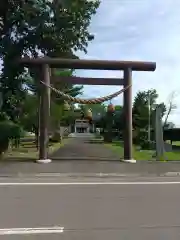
[38,64,51,163]
[18,58,156,163]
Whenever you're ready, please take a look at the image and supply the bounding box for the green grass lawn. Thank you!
[2,137,69,160]
[105,141,180,161]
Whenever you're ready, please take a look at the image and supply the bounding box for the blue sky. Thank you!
[77,0,180,126]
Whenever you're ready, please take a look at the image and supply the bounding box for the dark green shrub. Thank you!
[133,128,155,150]
[133,128,147,145]
[50,131,62,143]
[0,121,24,156]
[139,140,155,150]
[0,137,9,155]
[103,131,113,143]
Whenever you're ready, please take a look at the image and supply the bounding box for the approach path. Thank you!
[50,136,120,161]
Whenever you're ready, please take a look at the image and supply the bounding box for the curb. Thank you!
[1,157,180,163]
[1,172,180,178]
[51,157,120,161]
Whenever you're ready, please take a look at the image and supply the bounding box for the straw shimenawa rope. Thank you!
[40,81,131,104]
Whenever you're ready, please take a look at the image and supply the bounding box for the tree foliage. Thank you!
[132,89,166,130]
[19,94,38,134]
[51,69,83,105]
[113,105,123,131]
[132,89,167,147]
[0,0,100,121]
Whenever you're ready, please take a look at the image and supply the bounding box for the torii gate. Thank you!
[18,58,156,163]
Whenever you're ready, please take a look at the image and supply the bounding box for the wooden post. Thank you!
[37,64,51,163]
[123,68,133,161]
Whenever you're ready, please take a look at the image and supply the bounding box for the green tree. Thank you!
[132,89,166,147]
[51,69,83,105]
[132,89,166,130]
[113,105,123,131]
[19,94,38,134]
[20,69,83,144]
[0,0,100,121]
[18,94,39,147]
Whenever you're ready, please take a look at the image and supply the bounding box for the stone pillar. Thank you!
[155,104,165,160]
[123,68,135,162]
[38,64,51,163]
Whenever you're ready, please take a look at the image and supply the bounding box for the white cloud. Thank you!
[76,0,180,126]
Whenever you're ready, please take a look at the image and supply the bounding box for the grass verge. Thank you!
[105,141,180,161]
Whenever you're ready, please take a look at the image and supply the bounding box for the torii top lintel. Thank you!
[18,57,156,72]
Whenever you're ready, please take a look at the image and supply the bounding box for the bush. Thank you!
[133,128,147,145]
[133,128,155,150]
[0,137,9,156]
[139,140,155,150]
[50,131,62,143]
[103,131,113,143]
[132,129,139,145]
[0,121,23,156]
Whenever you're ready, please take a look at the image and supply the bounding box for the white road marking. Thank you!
[0,181,180,186]
[0,227,64,235]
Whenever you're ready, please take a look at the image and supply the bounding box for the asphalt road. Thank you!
[0,177,180,239]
